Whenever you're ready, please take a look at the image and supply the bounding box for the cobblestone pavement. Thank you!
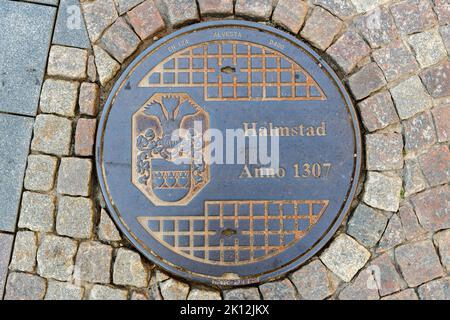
[0,0,449,300]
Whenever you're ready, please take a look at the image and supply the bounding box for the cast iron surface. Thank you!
[96,20,362,287]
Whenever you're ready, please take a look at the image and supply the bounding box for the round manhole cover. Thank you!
[97,20,362,287]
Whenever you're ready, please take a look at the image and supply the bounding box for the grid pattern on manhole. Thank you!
[139,41,326,101]
[138,199,329,265]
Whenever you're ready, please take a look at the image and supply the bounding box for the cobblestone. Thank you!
[31,115,72,156]
[434,0,450,24]
[37,234,77,281]
[377,214,405,252]
[39,79,79,117]
[418,144,450,187]
[272,0,308,34]
[395,240,444,287]
[399,202,424,241]
[18,192,55,233]
[223,287,261,300]
[290,259,337,300]
[371,253,405,297]
[160,0,199,27]
[56,196,94,239]
[9,231,37,272]
[197,0,233,17]
[372,40,418,82]
[440,25,450,52]
[98,209,121,241]
[300,6,343,51]
[338,268,379,300]
[408,29,447,68]
[24,155,58,192]
[312,0,356,19]
[128,0,165,40]
[348,63,387,100]
[160,278,190,300]
[390,76,432,120]
[381,288,418,300]
[187,287,222,300]
[79,82,99,117]
[235,0,273,21]
[434,229,450,271]
[113,248,148,287]
[365,133,403,170]
[347,203,388,248]
[45,280,84,300]
[390,0,437,34]
[259,279,297,300]
[57,158,92,197]
[320,234,371,282]
[354,6,397,48]
[327,30,371,74]
[114,0,145,15]
[420,59,450,98]
[93,45,121,86]
[74,241,112,284]
[356,91,399,132]
[411,185,450,232]
[89,285,128,300]
[403,159,427,197]
[4,272,46,300]
[82,0,118,43]
[363,172,402,212]
[350,0,389,13]
[432,105,449,142]
[100,17,140,63]
[0,233,13,297]
[47,45,88,80]
[75,119,97,156]
[418,277,450,300]
[403,112,436,152]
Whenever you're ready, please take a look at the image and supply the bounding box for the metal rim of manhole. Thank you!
[96,20,362,287]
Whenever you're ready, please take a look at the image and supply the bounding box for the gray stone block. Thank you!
[0,114,34,232]
[0,1,56,116]
[53,0,91,49]
[0,233,14,299]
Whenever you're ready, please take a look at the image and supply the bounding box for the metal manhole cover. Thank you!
[96,20,362,287]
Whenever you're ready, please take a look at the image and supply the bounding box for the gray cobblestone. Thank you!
[259,279,297,300]
[403,159,427,197]
[235,0,273,21]
[56,196,94,239]
[4,272,46,300]
[45,280,84,300]
[39,79,79,117]
[408,29,447,68]
[395,240,444,287]
[160,278,190,300]
[187,287,222,300]
[365,133,403,170]
[390,0,437,34]
[312,0,357,19]
[74,241,112,284]
[434,229,450,271]
[24,155,58,192]
[57,158,92,197]
[354,6,397,48]
[93,45,121,86]
[89,284,127,300]
[357,91,399,132]
[31,115,72,156]
[363,172,402,212]
[418,277,450,300]
[47,45,88,80]
[18,192,55,233]
[223,287,261,300]
[320,234,371,282]
[347,203,388,248]
[9,231,37,272]
[160,0,199,27]
[411,185,450,232]
[348,62,387,100]
[98,209,121,241]
[403,112,437,152]
[82,0,118,43]
[37,235,77,281]
[338,268,379,300]
[377,214,405,252]
[113,248,148,287]
[290,259,337,300]
[390,76,432,120]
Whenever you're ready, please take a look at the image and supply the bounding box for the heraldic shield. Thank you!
[132,93,210,206]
